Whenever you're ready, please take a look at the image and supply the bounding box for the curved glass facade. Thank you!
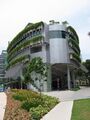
[49,30,66,39]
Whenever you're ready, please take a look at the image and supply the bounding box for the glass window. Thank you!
[61,31,66,38]
[30,46,42,53]
[27,33,29,37]
[36,29,41,34]
[49,30,66,39]
[33,31,36,36]
[30,32,32,37]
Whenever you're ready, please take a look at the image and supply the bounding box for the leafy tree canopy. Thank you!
[23,57,47,84]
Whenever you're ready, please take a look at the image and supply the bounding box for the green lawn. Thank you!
[71,98,90,120]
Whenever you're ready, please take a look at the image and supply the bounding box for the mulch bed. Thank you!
[4,92,30,120]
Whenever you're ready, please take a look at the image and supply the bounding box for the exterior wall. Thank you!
[6,21,81,91]
[14,47,30,60]
[31,47,47,63]
[49,38,69,63]
[0,50,7,81]
[5,63,22,79]
[49,24,69,64]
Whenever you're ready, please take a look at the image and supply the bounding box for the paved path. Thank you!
[43,87,90,101]
[0,92,7,120]
[41,87,90,120]
[41,101,73,120]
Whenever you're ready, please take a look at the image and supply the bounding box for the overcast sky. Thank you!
[0,0,90,61]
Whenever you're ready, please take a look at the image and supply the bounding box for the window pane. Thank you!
[30,46,42,53]
[49,30,66,39]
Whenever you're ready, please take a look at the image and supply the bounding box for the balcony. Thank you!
[69,53,81,64]
[68,38,80,55]
[7,22,44,53]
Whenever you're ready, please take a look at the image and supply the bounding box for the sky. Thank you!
[0,0,90,61]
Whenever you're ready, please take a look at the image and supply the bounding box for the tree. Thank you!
[23,57,47,93]
[83,60,90,86]
[23,66,31,84]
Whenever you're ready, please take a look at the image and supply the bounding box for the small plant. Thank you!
[70,86,80,91]
[30,105,48,120]
[13,94,26,101]
[12,89,59,120]
[21,98,43,111]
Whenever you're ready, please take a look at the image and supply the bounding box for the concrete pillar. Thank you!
[57,78,60,90]
[67,66,71,89]
[72,71,75,88]
[47,64,52,91]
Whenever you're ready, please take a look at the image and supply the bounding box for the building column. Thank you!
[72,71,75,88]
[47,64,52,91]
[67,65,71,89]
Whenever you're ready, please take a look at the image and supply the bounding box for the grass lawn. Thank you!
[4,89,59,120]
[71,98,90,120]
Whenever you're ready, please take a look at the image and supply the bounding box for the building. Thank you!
[5,21,82,91]
[0,50,7,83]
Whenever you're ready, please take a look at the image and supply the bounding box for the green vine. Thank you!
[68,38,80,54]
[8,36,44,62]
[67,26,79,43]
[7,21,44,52]
[7,54,29,69]
[71,53,81,63]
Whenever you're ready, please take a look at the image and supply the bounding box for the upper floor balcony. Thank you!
[7,21,44,53]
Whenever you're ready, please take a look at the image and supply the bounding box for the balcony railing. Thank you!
[7,21,44,52]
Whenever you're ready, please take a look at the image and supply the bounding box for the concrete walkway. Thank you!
[0,92,7,120]
[41,87,90,120]
[41,101,73,120]
[43,87,90,101]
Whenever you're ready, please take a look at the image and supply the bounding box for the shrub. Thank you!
[13,94,26,101]
[12,89,59,120]
[11,89,18,93]
[42,95,59,110]
[13,89,40,101]
[30,105,48,120]
[21,100,31,111]
[21,98,43,111]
